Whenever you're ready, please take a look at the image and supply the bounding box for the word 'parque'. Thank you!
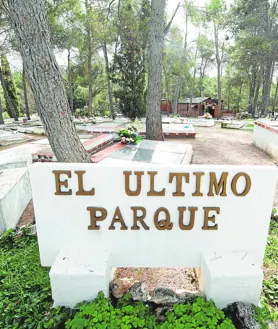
[52,170,252,231]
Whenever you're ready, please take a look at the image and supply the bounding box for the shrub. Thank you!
[160,298,235,329]
[65,293,236,329]
[2,111,10,119]
[0,227,73,329]
[65,292,157,329]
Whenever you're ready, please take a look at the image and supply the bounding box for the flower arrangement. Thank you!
[117,124,143,145]
[204,112,213,119]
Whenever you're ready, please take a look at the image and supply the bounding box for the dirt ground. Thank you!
[167,125,278,206]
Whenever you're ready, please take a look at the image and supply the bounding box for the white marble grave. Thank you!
[0,168,32,232]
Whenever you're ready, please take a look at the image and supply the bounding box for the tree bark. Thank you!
[0,67,19,121]
[8,0,90,162]
[146,0,165,140]
[103,41,114,119]
[85,0,93,116]
[22,62,31,120]
[272,79,278,114]
[253,65,263,118]
[214,23,222,118]
[237,83,243,111]
[0,97,4,124]
[172,12,188,115]
[261,59,274,116]
[189,43,199,111]
[67,48,74,113]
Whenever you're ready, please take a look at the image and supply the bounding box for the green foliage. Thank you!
[117,124,143,144]
[66,293,235,329]
[160,298,235,329]
[1,111,9,119]
[66,292,157,329]
[0,227,73,329]
[255,303,278,329]
[0,55,20,118]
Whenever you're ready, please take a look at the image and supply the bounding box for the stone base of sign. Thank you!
[50,248,111,308]
[0,168,32,233]
[199,251,263,309]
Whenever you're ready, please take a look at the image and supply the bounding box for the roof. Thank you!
[179,97,210,104]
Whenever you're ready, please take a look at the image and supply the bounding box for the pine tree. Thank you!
[111,0,149,120]
[0,55,20,118]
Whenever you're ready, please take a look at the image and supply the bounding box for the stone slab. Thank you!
[199,251,263,309]
[50,247,111,307]
[0,168,32,232]
[109,141,193,165]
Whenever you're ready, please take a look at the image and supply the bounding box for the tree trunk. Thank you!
[23,62,31,120]
[85,0,93,116]
[237,83,243,111]
[146,0,165,140]
[214,23,222,118]
[8,0,90,162]
[0,67,19,121]
[272,79,278,114]
[172,11,188,115]
[103,41,114,119]
[261,59,274,116]
[172,75,180,115]
[189,43,198,110]
[67,48,74,113]
[253,65,263,118]
[0,97,4,124]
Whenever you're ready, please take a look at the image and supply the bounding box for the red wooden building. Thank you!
[161,97,224,118]
[177,97,224,118]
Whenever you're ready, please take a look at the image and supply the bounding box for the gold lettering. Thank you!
[154,207,173,230]
[75,171,95,196]
[87,207,107,230]
[231,172,251,196]
[192,172,205,196]
[178,207,198,230]
[109,207,128,230]
[52,170,72,195]
[202,207,220,230]
[124,171,144,196]
[147,172,166,196]
[131,207,150,230]
[208,172,228,196]
[169,173,190,196]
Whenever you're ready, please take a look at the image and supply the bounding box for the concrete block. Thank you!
[0,168,32,233]
[199,251,263,309]
[50,247,111,308]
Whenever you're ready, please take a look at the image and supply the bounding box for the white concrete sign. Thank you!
[30,163,277,269]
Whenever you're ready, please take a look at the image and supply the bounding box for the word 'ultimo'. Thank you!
[53,170,252,198]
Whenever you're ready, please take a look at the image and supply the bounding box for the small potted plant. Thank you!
[117,124,143,145]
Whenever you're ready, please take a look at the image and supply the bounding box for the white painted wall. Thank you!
[0,168,32,232]
[253,124,278,161]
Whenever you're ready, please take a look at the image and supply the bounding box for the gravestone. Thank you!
[30,163,278,308]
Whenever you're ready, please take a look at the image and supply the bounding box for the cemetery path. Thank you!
[168,125,278,206]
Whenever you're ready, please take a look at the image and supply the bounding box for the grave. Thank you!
[100,140,193,165]
[29,163,278,308]
[0,168,32,233]
[253,120,278,162]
